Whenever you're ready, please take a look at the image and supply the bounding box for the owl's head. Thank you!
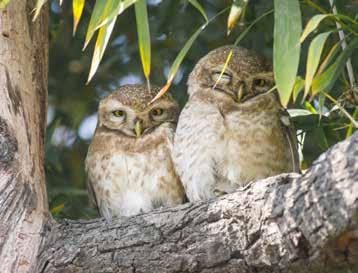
[188,45,274,103]
[98,84,179,138]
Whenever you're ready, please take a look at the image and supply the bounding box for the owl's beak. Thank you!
[237,84,245,103]
[134,120,143,137]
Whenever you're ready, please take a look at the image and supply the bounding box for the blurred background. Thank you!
[47,0,357,219]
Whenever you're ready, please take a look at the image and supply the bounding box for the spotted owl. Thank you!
[85,84,186,219]
[173,45,300,202]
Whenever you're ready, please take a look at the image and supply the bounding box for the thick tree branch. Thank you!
[39,132,358,273]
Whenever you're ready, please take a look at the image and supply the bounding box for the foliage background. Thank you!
[46,0,357,219]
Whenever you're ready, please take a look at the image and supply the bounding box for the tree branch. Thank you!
[38,132,358,273]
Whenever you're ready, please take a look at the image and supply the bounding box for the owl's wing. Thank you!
[280,109,300,173]
[173,100,223,201]
[86,176,100,214]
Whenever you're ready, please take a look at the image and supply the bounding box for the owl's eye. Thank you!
[112,110,125,117]
[151,108,164,116]
[253,79,267,87]
[211,71,232,85]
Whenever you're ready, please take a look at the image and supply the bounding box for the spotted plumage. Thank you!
[86,84,185,219]
[173,46,300,201]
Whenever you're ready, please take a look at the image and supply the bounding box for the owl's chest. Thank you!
[215,109,290,184]
[89,144,172,191]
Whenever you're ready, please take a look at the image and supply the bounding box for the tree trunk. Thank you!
[0,2,358,273]
[36,132,358,273]
[0,1,49,272]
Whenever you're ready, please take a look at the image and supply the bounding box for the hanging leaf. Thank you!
[316,40,341,75]
[84,0,138,49]
[87,18,117,83]
[73,0,85,35]
[188,0,208,22]
[151,7,229,102]
[97,0,137,29]
[214,9,273,87]
[135,0,151,83]
[83,0,108,48]
[273,0,302,106]
[300,14,331,43]
[151,24,205,103]
[292,76,305,102]
[33,0,47,21]
[0,0,11,9]
[311,37,358,95]
[227,0,249,35]
[304,31,332,97]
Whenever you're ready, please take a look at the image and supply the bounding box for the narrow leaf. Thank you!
[213,50,233,88]
[292,76,304,102]
[135,0,151,80]
[227,0,249,35]
[151,7,229,102]
[84,0,108,48]
[304,31,332,96]
[300,14,331,43]
[84,0,138,49]
[33,0,47,21]
[73,0,85,35]
[151,25,206,103]
[274,0,302,106]
[50,203,65,214]
[97,0,137,29]
[87,18,117,83]
[0,0,11,9]
[311,37,358,95]
[188,0,208,22]
[316,40,341,75]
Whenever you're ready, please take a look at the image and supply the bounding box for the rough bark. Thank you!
[0,1,49,272]
[38,133,358,273]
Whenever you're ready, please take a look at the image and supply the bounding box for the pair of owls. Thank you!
[85,46,300,220]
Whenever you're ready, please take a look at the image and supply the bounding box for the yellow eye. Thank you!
[151,108,164,116]
[254,79,266,87]
[112,110,125,117]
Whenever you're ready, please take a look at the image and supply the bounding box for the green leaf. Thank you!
[87,18,117,83]
[304,31,332,97]
[97,0,137,30]
[135,0,151,81]
[188,0,208,22]
[84,0,108,48]
[227,0,249,35]
[300,14,331,43]
[0,0,11,9]
[33,0,47,21]
[73,0,85,35]
[151,24,205,102]
[304,101,317,114]
[50,203,65,215]
[292,76,304,102]
[84,0,137,49]
[316,40,340,75]
[151,7,230,102]
[312,37,358,95]
[274,0,302,106]
[233,9,273,46]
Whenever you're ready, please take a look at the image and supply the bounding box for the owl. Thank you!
[173,45,300,202]
[85,84,186,220]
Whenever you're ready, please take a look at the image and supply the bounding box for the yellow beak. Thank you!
[237,84,244,103]
[134,120,143,138]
